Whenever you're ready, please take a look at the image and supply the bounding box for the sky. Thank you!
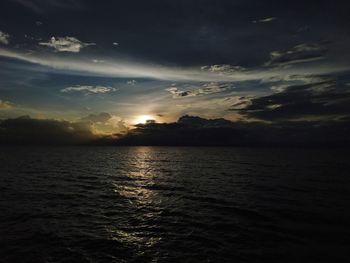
[1,0,350,137]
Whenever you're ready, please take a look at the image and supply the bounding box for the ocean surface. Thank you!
[0,147,349,263]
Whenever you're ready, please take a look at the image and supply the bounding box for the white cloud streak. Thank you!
[252,17,277,23]
[265,43,326,67]
[39,37,95,52]
[61,85,117,95]
[0,47,349,82]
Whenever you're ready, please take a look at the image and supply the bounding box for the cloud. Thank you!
[0,116,96,145]
[0,46,349,82]
[177,115,233,127]
[200,82,232,94]
[262,74,330,85]
[166,87,192,98]
[0,47,252,81]
[118,115,246,146]
[270,84,290,93]
[0,112,129,145]
[11,0,81,13]
[252,17,277,23]
[0,31,10,45]
[61,85,117,95]
[262,74,333,93]
[229,96,252,110]
[265,43,327,67]
[234,79,350,121]
[0,99,13,109]
[81,112,112,123]
[201,64,246,75]
[166,82,232,98]
[1,115,349,146]
[127,80,137,85]
[112,115,350,147]
[80,112,128,134]
[39,37,95,52]
[92,59,104,63]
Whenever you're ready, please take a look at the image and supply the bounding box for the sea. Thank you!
[0,147,349,262]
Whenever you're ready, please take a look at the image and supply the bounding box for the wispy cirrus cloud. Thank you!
[252,17,277,23]
[11,0,82,13]
[0,45,349,83]
[265,43,327,67]
[39,37,95,53]
[0,47,253,81]
[61,85,117,95]
[0,31,10,45]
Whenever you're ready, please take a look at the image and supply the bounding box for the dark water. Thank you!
[0,147,349,263]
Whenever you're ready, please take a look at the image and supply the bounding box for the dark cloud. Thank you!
[1,114,350,146]
[0,116,96,145]
[234,79,350,121]
[177,115,233,128]
[0,112,128,145]
[110,115,350,146]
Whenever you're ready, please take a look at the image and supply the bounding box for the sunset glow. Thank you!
[134,115,155,124]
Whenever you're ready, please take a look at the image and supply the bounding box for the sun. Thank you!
[134,115,155,124]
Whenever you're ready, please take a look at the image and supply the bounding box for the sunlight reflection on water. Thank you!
[113,147,159,204]
[109,147,162,252]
